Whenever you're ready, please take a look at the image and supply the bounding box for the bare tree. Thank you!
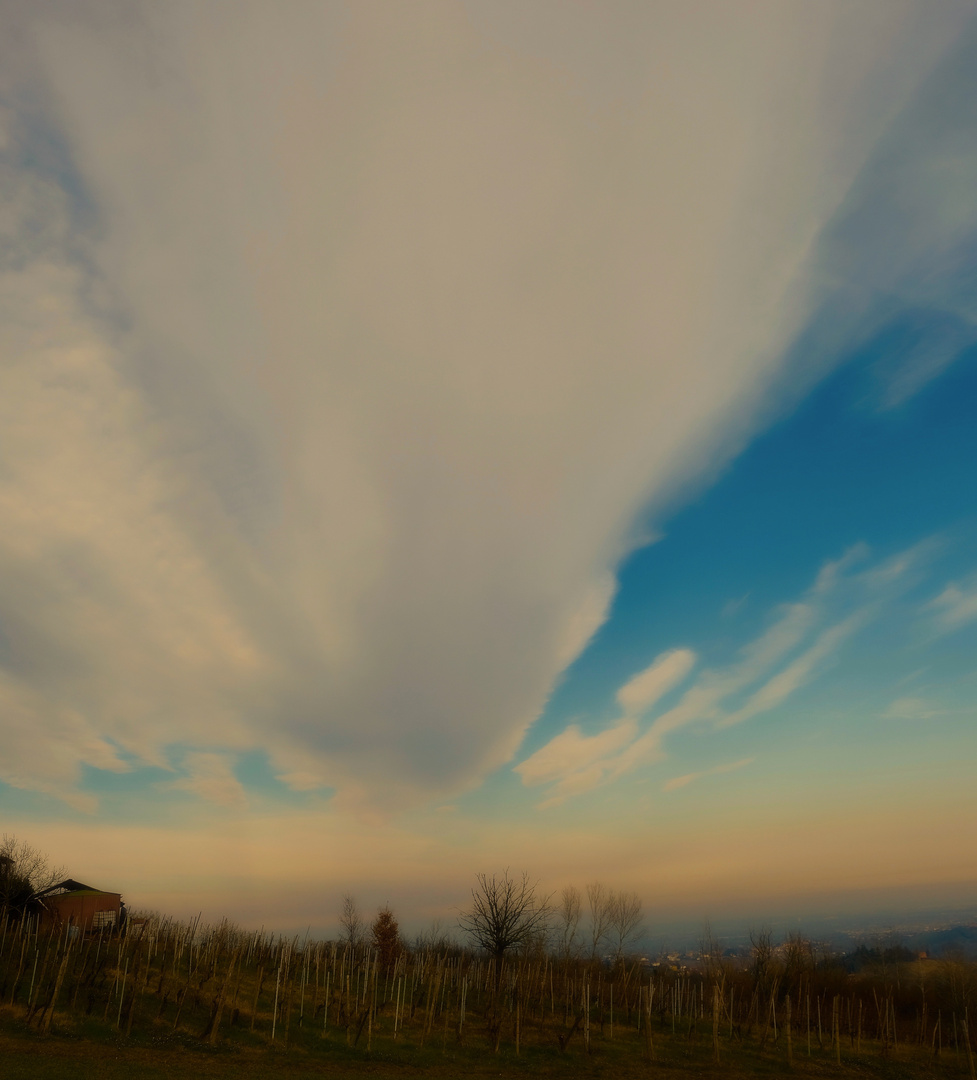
[586,881,613,961]
[607,890,645,962]
[749,927,774,995]
[459,870,550,977]
[0,835,64,919]
[699,921,727,983]
[339,893,363,948]
[555,884,582,962]
[782,931,814,995]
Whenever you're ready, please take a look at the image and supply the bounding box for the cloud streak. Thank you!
[928,577,977,633]
[664,758,754,793]
[0,1,971,814]
[881,697,945,722]
[616,649,697,717]
[517,541,933,805]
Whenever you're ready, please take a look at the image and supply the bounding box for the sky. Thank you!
[1,0,976,942]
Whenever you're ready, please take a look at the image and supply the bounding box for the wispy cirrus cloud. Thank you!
[716,612,867,729]
[517,541,935,806]
[881,697,945,721]
[664,757,754,793]
[516,647,695,805]
[927,576,977,633]
[616,649,697,717]
[604,599,818,779]
[515,719,639,791]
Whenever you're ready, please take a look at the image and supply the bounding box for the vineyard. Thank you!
[2,907,977,1078]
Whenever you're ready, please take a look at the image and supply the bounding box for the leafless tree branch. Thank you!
[458,870,551,971]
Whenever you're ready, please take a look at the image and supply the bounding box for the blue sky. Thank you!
[1,1,975,936]
[510,323,977,796]
[549,327,977,721]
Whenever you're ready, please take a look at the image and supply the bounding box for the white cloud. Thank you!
[812,12,977,410]
[717,612,866,728]
[881,696,943,721]
[515,569,823,803]
[878,319,976,409]
[515,648,692,805]
[929,578,977,632]
[813,543,870,594]
[0,667,124,813]
[162,753,248,810]
[554,574,618,670]
[607,601,816,777]
[515,719,637,790]
[516,540,933,804]
[616,649,696,717]
[536,762,619,810]
[721,594,749,618]
[0,2,969,814]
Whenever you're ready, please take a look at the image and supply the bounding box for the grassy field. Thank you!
[1,996,973,1080]
[2,912,975,1079]
[1,1022,971,1080]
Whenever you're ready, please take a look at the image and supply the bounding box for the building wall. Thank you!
[43,892,122,931]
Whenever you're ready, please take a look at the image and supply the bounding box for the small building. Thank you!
[35,879,124,932]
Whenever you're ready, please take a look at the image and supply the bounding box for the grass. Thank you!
[1,1000,972,1080]
[2,913,975,1079]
